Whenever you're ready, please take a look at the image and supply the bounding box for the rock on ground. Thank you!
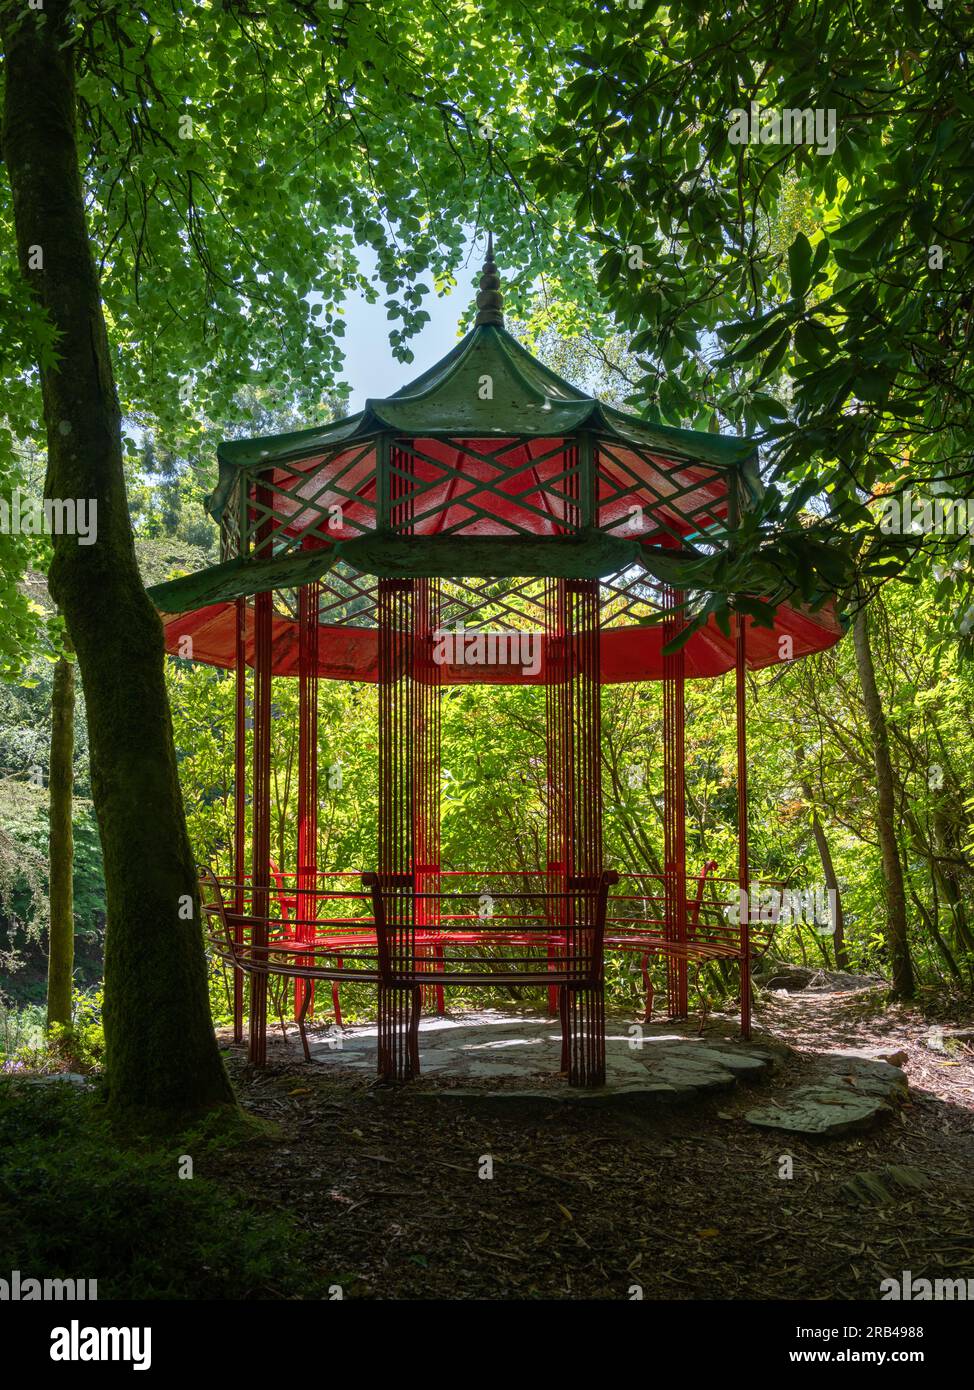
[744,1053,908,1136]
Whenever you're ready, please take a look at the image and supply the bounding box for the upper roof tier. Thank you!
[193,236,760,584]
[206,321,758,528]
[146,239,844,681]
[154,287,763,614]
[206,233,757,536]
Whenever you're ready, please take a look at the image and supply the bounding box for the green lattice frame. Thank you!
[212,428,740,632]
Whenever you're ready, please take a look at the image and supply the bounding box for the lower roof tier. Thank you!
[159,600,843,683]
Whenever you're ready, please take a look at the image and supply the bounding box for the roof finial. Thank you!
[474,230,505,327]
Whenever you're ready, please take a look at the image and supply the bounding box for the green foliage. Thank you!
[2,987,104,1074]
[0,1083,336,1298]
[523,1,974,622]
[0,784,48,988]
[2,0,973,1039]
[0,1,597,686]
[0,782,104,959]
[51,987,105,1072]
[0,999,44,1066]
[1,2,586,432]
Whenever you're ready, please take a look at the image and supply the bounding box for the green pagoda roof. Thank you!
[207,240,757,525]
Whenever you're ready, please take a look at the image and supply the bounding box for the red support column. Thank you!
[545,579,569,1016]
[546,576,605,1087]
[414,577,443,1017]
[249,587,272,1065]
[248,481,273,1066]
[663,585,688,1019]
[295,577,319,1022]
[374,441,443,1078]
[376,576,422,1080]
[736,610,751,1040]
[232,596,247,1042]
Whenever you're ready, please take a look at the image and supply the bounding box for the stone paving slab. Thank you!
[306,1009,775,1105]
[744,1051,909,1136]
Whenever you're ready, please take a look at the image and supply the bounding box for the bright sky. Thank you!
[338,244,480,411]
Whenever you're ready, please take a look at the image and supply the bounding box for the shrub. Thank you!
[0,1083,336,1299]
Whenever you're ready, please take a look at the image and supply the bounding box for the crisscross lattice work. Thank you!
[315,561,380,627]
[258,565,675,642]
[218,430,739,647]
[233,432,734,555]
[388,436,580,537]
[243,441,379,550]
[596,442,730,544]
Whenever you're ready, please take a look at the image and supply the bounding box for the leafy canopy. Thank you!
[523,0,973,626]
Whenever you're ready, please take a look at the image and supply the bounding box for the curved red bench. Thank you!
[203,861,779,1052]
[201,866,619,1077]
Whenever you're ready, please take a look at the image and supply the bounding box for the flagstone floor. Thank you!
[304,1007,777,1105]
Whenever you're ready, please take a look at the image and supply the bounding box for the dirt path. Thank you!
[212,990,974,1300]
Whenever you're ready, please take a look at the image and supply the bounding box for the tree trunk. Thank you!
[47,647,74,1030]
[1,1,234,1115]
[798,773,849,970]
[931,805,974,967]
[852,605,915,998]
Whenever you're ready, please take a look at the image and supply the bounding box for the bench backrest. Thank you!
[361,870,619,984]
[268,857,297,919]
[198,867,242,966]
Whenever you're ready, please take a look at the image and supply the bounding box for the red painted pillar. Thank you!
[295,576,319,1021]
[248,481,273,1066]
[414,577,443,1017]
[376,576,421,1080]
[546,576,605,1086]
[545,579,569,1016]
[663,585,688,1019]
[233,596,247,1042]
[736,610,751,1040]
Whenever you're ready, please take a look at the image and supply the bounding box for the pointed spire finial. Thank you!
[474,231,504,327]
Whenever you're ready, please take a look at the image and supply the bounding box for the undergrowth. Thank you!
[0,1081,336,1299]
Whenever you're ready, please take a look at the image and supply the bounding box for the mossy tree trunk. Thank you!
[931,805,974,973]
[852,605,915,999]
[1,1,234,1114]
[807,799,848,971]
[795,746,849,971]
[47,646,74,1031]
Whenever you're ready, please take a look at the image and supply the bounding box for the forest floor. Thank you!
[208,984,974,1300]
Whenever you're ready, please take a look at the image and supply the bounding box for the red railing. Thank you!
[206,860,784,1027]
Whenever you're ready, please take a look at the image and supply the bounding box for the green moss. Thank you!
[0,1082,331,1299]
